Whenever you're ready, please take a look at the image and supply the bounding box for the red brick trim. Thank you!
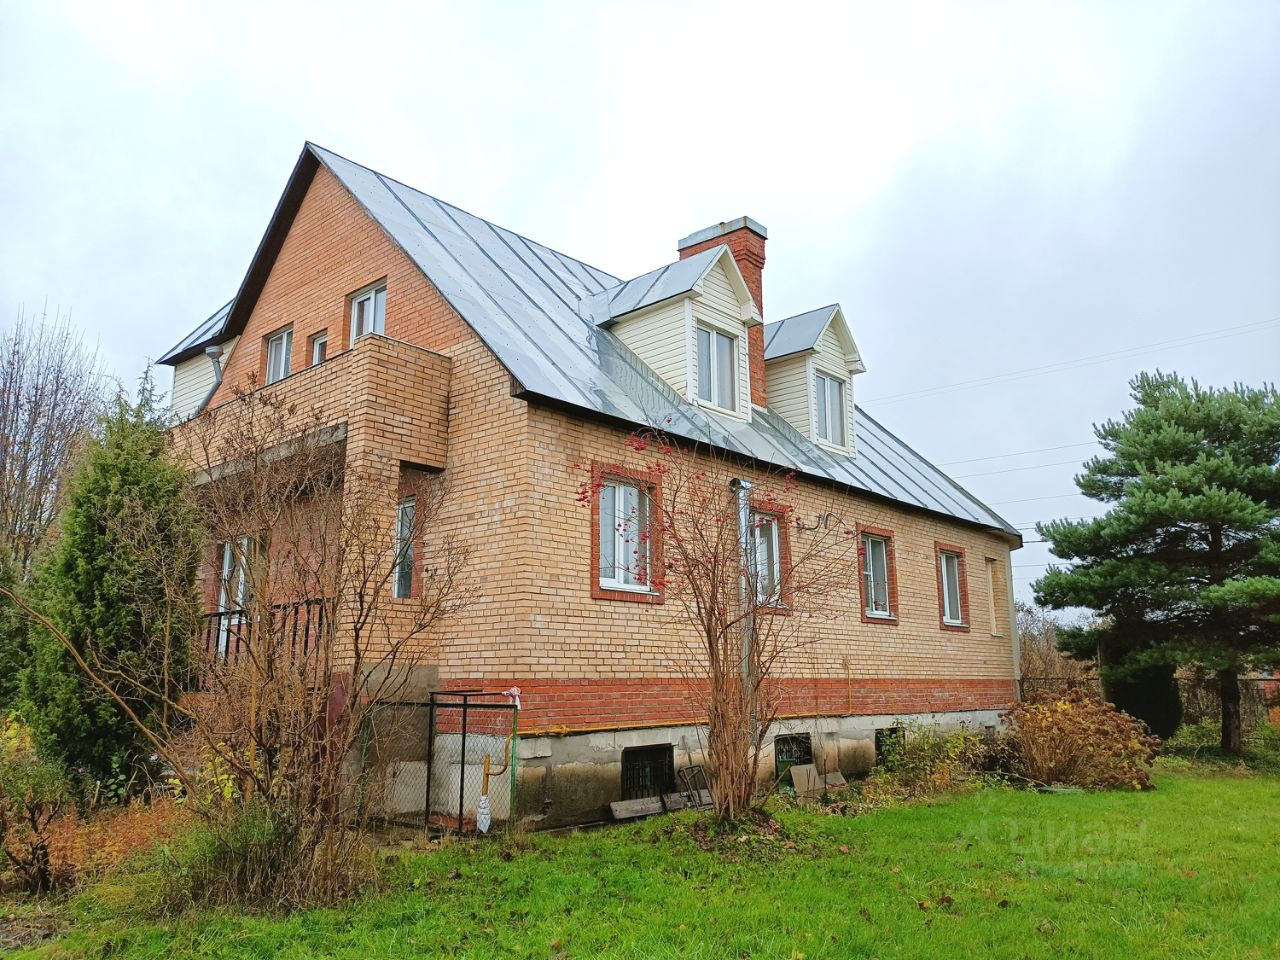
[443,677,1017,734]
[751,501,793,616]
[934,541,971,633]
[589,461,664,604]
[856,524,899,624]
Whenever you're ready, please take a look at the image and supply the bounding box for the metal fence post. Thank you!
[508,705,519,833]
[424,694,436,831]
[458,695,469,833]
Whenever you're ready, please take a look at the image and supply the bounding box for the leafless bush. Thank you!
[1017,600,1093,682]
[583,430,859,820]
[0,308,108,575]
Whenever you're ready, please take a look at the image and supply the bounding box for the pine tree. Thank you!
[18,373,202,783]
[1035,372,1280,753]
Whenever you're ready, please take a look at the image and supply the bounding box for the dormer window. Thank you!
[350,282,386,341]
[814,372,847,447]
[696,326,737,411]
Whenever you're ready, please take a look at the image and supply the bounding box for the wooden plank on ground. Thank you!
[610,789,713,820]
[610,797,664,820]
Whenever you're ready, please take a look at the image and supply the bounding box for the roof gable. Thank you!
[589,245,759,326]
[764,304,865,373]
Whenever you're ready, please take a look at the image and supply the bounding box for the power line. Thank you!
[936,441,1098,467]
[952,458,1085,480]
[1011,516,1092,529]
[989,492,1083,506]
[861,316,1280,407]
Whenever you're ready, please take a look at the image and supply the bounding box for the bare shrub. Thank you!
[0,715,73,894]
[582,430,859,820]
[0,309,107,576]
[1016,600,1093,682]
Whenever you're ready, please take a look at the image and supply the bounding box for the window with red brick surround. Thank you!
[934,541,971,632]
[751,502,794,615]
[856,524,899,624]
[590,461,664,604]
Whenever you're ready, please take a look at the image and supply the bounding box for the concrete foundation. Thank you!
[513,708,1004,828]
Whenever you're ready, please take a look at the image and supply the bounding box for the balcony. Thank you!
[170,334,452,472]
[201,598,332,666]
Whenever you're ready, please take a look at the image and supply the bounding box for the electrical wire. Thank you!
[936,441,1098,467]
[951,457,1085,480]
[989,492,1083,506]
[861,317,1280,406]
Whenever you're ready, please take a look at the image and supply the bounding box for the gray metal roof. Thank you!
[159,300,233,364]
[587,246,724,324]
[764,305,839,361]
[166,143,1017,539]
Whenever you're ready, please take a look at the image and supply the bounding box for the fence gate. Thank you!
[425,690,520,834]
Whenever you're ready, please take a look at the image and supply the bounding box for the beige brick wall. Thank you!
[186,164,1018,732]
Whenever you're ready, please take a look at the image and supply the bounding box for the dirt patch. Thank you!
[665,811,823,862]
[1,910,64,951]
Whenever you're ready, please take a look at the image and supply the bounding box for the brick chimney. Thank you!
[677,217,767,407]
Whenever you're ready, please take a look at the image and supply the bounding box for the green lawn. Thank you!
[13,769,1280,959]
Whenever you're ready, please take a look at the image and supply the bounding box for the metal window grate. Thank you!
[621,744,674,801]
[774,734,813,785]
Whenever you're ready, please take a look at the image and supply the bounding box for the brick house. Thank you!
[159,143,1022,826]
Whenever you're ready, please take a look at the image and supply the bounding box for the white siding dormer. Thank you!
[810,322,855,455]
[608,250,758,421]
[612,298,688,392]
[686,261,752,420]
[762,305,864,455]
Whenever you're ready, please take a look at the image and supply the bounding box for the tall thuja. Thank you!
[1035,372,1280,752]
[19,372,202,783]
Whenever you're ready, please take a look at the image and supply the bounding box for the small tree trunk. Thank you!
[1218,667,1243,754]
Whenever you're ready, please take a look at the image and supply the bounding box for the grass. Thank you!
[9,768,1280,959]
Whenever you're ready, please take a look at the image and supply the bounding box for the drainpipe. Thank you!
[730,477,756,742]
[194,344,224,417]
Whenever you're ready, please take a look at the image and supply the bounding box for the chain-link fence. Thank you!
[425,691,519,834]
[357,690,519,833]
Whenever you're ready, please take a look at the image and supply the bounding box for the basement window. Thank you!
[696,325,737,411]
[774,734,813,786]
[350,282,387,341]
[265,327,292,385]
[621,744,674,801]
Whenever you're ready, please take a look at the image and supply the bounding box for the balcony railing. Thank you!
[201,598,332,667]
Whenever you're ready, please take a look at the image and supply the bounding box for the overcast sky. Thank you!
[2,0,1278,600]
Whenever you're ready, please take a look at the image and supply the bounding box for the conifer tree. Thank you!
[1035,372,1280,752]
[18,373,201,783]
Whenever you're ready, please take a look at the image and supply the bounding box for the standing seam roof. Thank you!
[163,143,1018,539]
